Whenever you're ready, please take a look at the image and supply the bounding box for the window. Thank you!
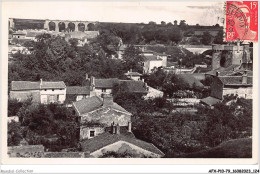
[44,89,47,91]
[102,88,106,92]
[52,89,54,91]
[60,88,63,90]
[90,131,95,137]
[49,95,55,103]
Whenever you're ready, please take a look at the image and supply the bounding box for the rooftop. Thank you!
[95,78,119,88]
[120,80,148,94]
[200,96,221,106]
[66,86,90,95]
[73,96,130,115]
[11,81,66,91]
[218,76,253,86]
[80,127,164,156]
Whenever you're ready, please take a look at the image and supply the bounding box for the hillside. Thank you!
[181,138,252,158]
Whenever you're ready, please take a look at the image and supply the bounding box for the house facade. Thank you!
[73,95,164,157]
[124,69,142,81]
[72,95,132,140]
[201,71,252,107]
[142,55,163,74]
[10,79,66,104]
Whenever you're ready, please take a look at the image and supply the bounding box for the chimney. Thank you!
[242,71,248,84]
[40,79,43,89]
[216,71,219,77]
[86,73,89,80]
[102,94,114,106]
[116,123,120,134]
[112,125,116,134]
[111,122,116,134]
[130,69,132,72]
[128,122,132,132]
[90,76,95,91]
[142,78,145,82]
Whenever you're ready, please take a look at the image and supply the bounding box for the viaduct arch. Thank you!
[43,19,97,32]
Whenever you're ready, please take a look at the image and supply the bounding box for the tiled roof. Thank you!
[66,86,90,95]
[218,76,253,86]
[142,55,162,61]
[11,81,66,91]
[80,127,164,156]
[73,96,103,115]
[200,96,221,106]
[120,80,148,94]
[41,81,66,89]
[11,81,39,90]
[73,96,130,115]
[95,78,119,88]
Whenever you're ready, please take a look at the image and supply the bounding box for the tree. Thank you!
[148,21,156,25]
[201,32,213,45]
[161,21,166,26]
[122,45,143,72]
[8,121,23,146]
[8,99,23,116]
[213,30,224,44]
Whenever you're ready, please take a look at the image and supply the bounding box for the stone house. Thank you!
[80,127,165,158]
[73,95,164,157]
[124,69,142,81]
[65,86,90,106]
[142,55,163,74]
[201,71,252,107]
[12,31,26,39]
[87,76,148,97]
[10,79,66,104]
[72,95,132,140]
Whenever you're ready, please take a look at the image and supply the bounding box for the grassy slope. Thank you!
[182,138,252,158]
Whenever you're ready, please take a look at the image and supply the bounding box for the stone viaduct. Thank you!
[43,19,98,32]
[9,18,98,32]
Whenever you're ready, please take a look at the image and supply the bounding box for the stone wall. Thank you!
[80,126,105,140]
[212,51,221,70]
[8,145,45,157]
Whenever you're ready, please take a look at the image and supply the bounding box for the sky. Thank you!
[3,1,224,26]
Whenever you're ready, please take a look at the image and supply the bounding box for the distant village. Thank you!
[7,18,253,158]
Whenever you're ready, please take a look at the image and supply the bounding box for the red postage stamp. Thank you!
[225,1,258,42]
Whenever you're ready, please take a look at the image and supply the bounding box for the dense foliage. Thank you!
[8,99,79,151]
[131,95,252,157]
[8,34,142,89]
